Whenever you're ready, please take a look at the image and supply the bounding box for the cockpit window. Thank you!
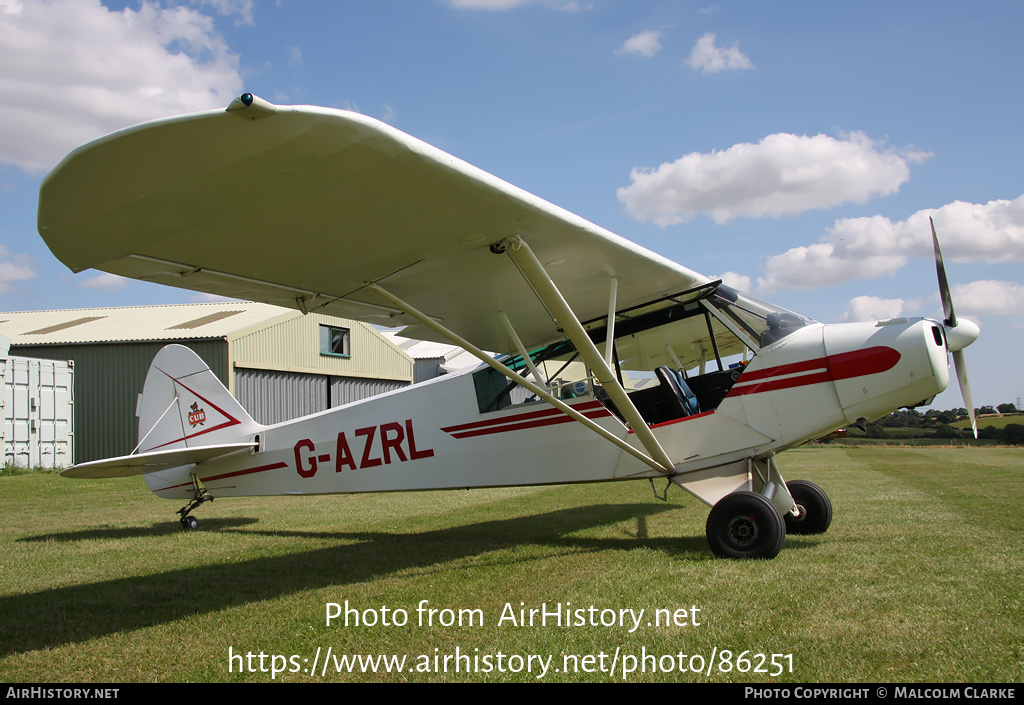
[473,340,587,413]
[472,282,815,417]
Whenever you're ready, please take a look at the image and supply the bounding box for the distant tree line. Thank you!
[862,403,1023,444]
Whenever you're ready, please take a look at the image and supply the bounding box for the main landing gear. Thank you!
[705,480,832,559]
[706,491,786,559]
[782,479,832,535]
[177,473,213,530]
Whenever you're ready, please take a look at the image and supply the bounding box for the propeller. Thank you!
[930,217,981,437]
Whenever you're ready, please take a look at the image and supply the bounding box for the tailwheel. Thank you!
[706,491,786,559]
[176,473,212,531]
[783,480,832,535]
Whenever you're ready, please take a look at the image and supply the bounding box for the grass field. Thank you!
[954,415,1024,430]
[825,437,1000,447]
[1,446,1021,683]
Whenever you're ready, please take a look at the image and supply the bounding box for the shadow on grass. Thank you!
[17,518,261,542]
[1,502,698,656]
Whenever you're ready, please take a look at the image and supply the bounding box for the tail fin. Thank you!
[138,345,261,498]
[136,344,259,453]
[61,345,261,493]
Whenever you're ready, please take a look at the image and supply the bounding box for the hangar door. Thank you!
[235,368,407,425]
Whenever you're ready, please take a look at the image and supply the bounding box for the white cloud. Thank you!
[0,0,243,174]
[618,132,920,226]
[716,271,752,292]
[77,272,130,291]
[757,243,907,293]
[617,30,662,58]
[951,280,1024,317]
[904,197,1024,262]
[755,196,1024,293]
[193,0,254,25]
[823,197,1024,264]
[0,245,35,294]
[380,104,398,123]
[683,32,752,74]
[840,296,907,322]
[287,45,303,67]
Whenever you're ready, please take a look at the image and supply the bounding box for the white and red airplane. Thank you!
[37,94,979,559]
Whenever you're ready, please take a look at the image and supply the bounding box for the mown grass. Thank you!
[825,437,1001,447]
[0,446,1020,683]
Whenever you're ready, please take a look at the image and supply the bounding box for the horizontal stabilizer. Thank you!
[60,443,256,479]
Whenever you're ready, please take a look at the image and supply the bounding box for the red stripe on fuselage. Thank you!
[627,409,715,434]
[732,357,829,383]
[828,346,902,381]
[202,461,289,484]
[442,400,606,433]
[447,408,612,439]
[442,400,611,439]
[153,460,288,492]
[727,346,900,398]
[443,346,900,440]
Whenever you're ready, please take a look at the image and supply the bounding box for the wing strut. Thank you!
[365,282,672,474]
[500,312,546,388]
[498,234,676,474]
[604,277,618,367]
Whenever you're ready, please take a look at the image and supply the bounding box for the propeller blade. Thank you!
[931,216,957,328]
[953,349,977,438]
[931,217,979,437]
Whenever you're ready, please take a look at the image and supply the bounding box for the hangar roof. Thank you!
[381,330,485,373]
[0,302,295,346]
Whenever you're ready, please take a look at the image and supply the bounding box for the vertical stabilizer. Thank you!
[137,344,259,454]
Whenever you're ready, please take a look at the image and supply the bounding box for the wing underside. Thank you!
[38,99,708,352]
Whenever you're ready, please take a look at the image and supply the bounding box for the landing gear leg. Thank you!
[177,473,212,530]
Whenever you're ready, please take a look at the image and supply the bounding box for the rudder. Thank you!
[137,344,259,454]
[137,345,261,499]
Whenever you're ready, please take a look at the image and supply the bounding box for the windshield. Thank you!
[710,286,814,348]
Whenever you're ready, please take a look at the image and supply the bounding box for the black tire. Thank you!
[706,491,786,559]
[783,480,832,535]
[182,516,199,530]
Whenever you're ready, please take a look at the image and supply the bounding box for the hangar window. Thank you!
[319,325,350,358]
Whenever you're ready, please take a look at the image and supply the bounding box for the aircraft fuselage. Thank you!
[143,315,951,510]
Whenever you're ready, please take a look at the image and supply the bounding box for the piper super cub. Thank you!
[37,94,979,559]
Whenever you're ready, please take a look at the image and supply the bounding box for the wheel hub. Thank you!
[727,514,758,546]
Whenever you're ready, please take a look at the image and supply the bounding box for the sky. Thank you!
[1,0,1022,412]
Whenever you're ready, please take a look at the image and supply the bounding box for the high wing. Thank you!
[38,95,709,353]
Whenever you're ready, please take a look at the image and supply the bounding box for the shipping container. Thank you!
[1,356,74,468]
